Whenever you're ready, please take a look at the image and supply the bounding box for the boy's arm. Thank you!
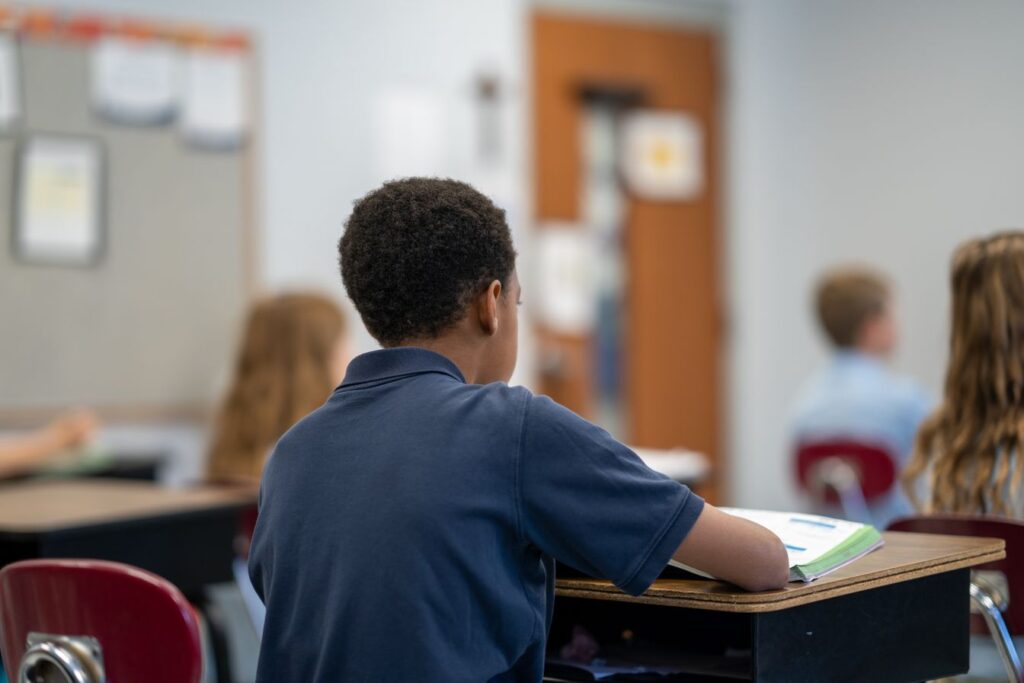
[518,393,789,594]
[673,504,790,591]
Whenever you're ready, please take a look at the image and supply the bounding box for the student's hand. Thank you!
[672,504,790,592]
[44,410,99,451]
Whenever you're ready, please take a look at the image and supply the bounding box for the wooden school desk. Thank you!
[0,479,255,594]
[549,532,1005,682]
[0,479,256,682]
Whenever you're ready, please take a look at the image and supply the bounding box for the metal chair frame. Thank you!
[969,575,1023,682]
[888,515,1024,683]
[18,633,105,683]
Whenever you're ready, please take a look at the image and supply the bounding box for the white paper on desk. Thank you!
[15,136,103,265]
[632,447,709,484]
[181,47,247,149]
[0,32,20,130]
[91,36,180,125]
[372,87,448,181]
[536,225,596,335]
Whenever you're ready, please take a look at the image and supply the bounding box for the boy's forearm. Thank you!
[672,504,790,592]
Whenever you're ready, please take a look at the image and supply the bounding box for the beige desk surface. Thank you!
[0,480,257,534]
[556,531,1005,613]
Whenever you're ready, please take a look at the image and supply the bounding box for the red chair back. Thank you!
[0,559,203,683]
[887,515,1024,635]
[795,440,897,503]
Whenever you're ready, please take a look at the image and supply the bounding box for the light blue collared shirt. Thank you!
[791,350,934,527]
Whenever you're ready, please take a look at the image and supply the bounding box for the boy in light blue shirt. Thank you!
[792,267,932,527]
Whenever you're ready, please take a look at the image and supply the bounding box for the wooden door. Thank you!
[532,13,723,502]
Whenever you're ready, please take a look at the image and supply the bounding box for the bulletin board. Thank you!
[0,11,258,423]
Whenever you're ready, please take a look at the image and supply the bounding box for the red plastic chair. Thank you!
[888,515,1024,682]
[0,559,203,683]
[795,440,897,521]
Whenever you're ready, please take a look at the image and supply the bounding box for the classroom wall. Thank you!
[7,0,529,482]
[726,0,1024,509]
[20,0,1024,510]
[17,0,531,380]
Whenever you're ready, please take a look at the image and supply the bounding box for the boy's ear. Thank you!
[476,280,503,336]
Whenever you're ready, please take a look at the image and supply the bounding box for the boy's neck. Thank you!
[394,334,486,384]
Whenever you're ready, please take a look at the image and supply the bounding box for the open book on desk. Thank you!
[670,509,884,583]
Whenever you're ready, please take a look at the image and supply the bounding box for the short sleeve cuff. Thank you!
[619,491,705,596]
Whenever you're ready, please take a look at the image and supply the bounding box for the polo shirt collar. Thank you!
[834,349,884,370]
[340,347,467,387]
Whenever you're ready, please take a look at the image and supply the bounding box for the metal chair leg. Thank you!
[970,581,1023,682]
[812,457,871,524]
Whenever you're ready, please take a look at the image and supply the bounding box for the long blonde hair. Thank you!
[903,231,1024,514]
[207,293,346,482]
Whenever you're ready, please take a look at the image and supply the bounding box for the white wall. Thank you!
[727,0,1024,508]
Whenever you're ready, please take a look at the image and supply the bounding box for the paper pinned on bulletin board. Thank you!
[620,111,703,201]
[0,31,20,130]
[181,46,247,149]
[91,36,181,125]
[372,87,447,181]
[14,136,104,266]
[537,225,596,335]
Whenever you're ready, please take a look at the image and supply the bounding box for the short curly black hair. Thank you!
[339,178,516,347]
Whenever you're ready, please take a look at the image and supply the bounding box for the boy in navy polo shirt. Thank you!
[249,178,787,682]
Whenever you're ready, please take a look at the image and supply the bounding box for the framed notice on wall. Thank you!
[620,111,704,201]
[13,135,105,266]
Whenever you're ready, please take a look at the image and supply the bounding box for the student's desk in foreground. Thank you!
[550,532,1005,682]
[0,480,255,681]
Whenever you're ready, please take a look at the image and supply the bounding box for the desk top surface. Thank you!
[0,479,257,535]
[556,531,1005,613]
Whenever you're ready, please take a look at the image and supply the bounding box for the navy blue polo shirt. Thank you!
[249,348,704,683]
